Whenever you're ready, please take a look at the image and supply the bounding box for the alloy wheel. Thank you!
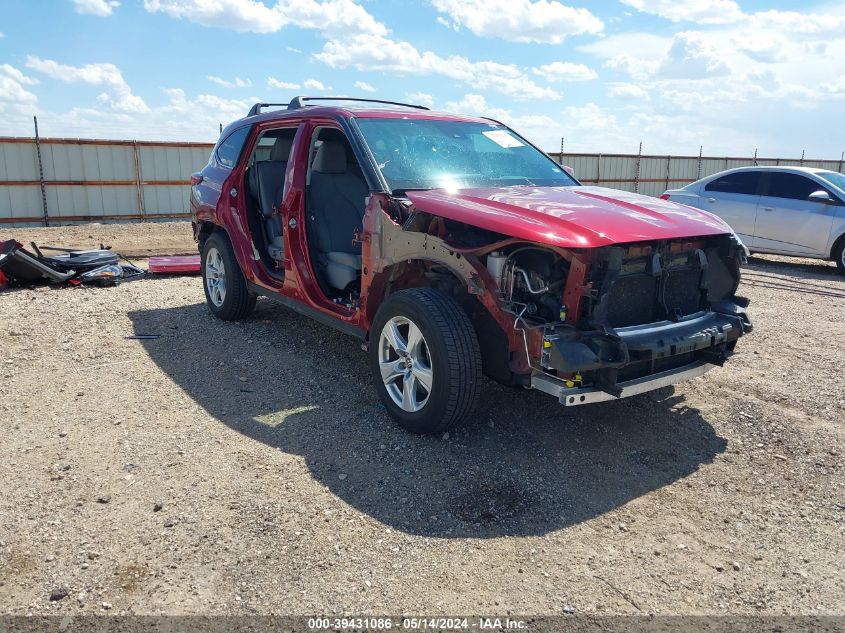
[205,247,227,307]
[378,316,434,412]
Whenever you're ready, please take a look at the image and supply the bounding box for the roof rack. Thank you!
[247,96,431,118]
[287,96,430,111]
[247,103,289,117]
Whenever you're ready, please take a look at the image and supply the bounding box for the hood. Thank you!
[406,185,732,249]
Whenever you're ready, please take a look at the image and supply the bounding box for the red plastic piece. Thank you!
[147,255,201,274]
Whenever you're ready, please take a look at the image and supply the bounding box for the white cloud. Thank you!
[0,86,252,142]
[315,34,560,101]
[658,31,731,79]
[25,56,148,113]
[0,65,39,112]
[620,0,743,25]
[431,0,602,44]
[303,78,330,91]
[268,78,300,90]
[73,0,120,16]
[286,46,302,53]
[354,81,376,93]
[0,64,39,86]
[207,75,252,88]
[532,61,597,82]
[143,0,386,36]
[570,5,845,154]
[405,92,434,108]
[607,83,649,99]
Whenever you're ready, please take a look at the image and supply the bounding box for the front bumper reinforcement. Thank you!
[532,361,715,406]
[534,306,751,403]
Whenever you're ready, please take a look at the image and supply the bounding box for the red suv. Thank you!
[191,96,751,434]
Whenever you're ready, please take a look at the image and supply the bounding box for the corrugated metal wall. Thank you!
[0,137,213,226]
[552,152,845,198]
[2,136,844,227]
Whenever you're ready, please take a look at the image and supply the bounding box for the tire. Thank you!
[201,231,256,320]
[833,238,845,275]
[369,288,482,434]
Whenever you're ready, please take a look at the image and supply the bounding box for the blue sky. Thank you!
[1,0,843,156]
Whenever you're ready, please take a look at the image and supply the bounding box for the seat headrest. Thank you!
[313,141,347,174]
[270,136,293,161]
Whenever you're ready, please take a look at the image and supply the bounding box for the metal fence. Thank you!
[551,151,845,198]
[2,134,845,227]
[0,136,213,226]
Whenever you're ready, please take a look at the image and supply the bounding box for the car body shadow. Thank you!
[746,255,841,280]
[743,256,845,298]
[128,299,726,539]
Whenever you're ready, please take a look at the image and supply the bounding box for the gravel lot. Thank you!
[1,222,843,617]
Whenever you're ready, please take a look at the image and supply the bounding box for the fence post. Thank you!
[559,137,565,165]
[33,116,49,227]
[132,140,145,221]
[664,154,671,191]
[634,141,642,193]
[596,153,602,185]
[697,146,702,179]
[839,151,844,174]
[799,149,805,166]
[753,148,758,166]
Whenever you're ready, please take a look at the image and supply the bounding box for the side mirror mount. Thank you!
[562,165,576,178]
[808,190,835,204]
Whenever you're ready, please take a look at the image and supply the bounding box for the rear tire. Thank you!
[370,288,482,434]
[201,232,256,320]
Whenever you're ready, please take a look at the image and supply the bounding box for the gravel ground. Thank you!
[0,223,843,617]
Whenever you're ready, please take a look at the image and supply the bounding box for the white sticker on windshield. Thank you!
[482,130,524,148]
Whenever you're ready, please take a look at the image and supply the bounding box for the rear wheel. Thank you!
[370,288,481,434]
[201,232,256,320]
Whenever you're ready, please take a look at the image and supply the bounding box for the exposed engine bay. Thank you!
[478,234,751,396]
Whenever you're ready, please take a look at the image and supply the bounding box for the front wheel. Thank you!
[369,288,481,434]
[201,232,256,320]
[834,239,845,275]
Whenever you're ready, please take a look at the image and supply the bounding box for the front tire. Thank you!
[201,232,256,320]
[370,288,481,434]
[834,238,845,275]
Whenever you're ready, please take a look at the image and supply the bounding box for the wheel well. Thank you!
[195,221,219,252]
[830,232,845,260]
[369,261,520,386]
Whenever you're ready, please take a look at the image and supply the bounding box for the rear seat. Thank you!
[248,136,293,261]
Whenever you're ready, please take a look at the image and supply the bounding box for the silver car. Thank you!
[663,166,845,273]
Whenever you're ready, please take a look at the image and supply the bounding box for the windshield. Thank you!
[817,171,845,193]
[355,118,577,193]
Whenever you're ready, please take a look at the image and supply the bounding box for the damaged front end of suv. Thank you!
[363,185,752,407]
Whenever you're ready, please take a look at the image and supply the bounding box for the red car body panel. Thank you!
[406,186,732,250]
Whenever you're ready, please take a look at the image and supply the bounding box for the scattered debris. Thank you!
[147,255,201,275]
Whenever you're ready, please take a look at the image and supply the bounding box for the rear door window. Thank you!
[216,126,251,169]
[705,171,762,195]
[764,172,828,201]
